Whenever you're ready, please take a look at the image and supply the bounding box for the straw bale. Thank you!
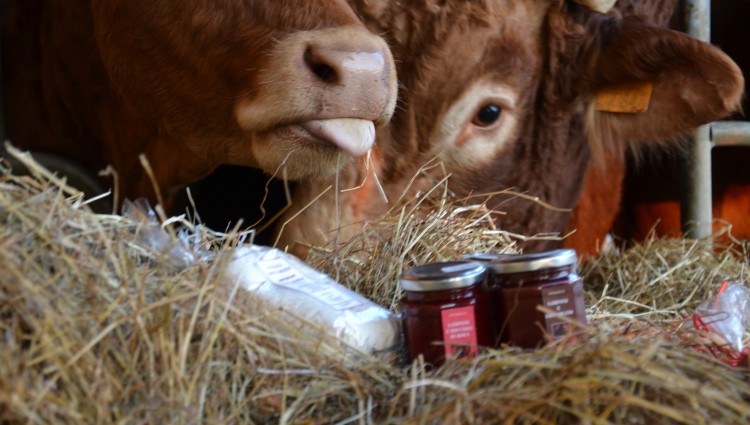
[2,155,750,424]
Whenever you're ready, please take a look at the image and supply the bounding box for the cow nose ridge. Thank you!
[304,44,388,86]
[234,28,397,133]
[299,37,395,123]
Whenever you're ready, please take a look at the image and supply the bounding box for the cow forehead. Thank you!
[411,2,542,88]
[424,24,541,95]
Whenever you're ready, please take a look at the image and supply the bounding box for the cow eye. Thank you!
[472,103,502,127]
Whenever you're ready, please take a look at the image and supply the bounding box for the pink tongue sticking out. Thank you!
[301,118,375,158]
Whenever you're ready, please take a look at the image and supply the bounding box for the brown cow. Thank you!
[275,0,743,258]
[1,0,397,206]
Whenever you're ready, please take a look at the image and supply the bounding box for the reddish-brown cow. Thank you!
[1,0,397,206]
[275,0,743,258]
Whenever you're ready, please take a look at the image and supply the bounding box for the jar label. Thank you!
[541,285,577,340]
[441,306,478,358]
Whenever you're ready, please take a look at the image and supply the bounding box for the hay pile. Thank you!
[2,156,750,424]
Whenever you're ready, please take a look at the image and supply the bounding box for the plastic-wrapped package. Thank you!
[119,199,400,354]
[693,282,750,353]
[689,282,750,366]
[224,245,401,355]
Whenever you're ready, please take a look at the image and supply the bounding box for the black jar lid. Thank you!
[400,261,488,292]
[462,249,577,274]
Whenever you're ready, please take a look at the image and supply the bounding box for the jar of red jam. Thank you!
[463,249,587,349]
[400,261,493,366]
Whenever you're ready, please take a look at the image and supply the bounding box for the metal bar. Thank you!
[680,0,713,239]
[680,125,713,237]
[685,0,710,41]
[711,121,750,147]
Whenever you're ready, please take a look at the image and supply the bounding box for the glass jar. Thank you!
[400,261,493,366]
[463,249,587,349]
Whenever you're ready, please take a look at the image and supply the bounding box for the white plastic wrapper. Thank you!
[224,245,401,354]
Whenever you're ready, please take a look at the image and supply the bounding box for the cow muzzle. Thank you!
[235,27,397,160]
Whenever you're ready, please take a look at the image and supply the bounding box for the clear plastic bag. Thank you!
[691,282,750,365]
[121,198,210,268]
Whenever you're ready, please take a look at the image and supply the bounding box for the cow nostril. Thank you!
[312,63,337,83]
[304,47,338,84]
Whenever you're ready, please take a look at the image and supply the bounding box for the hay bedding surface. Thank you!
[2,157,750,424]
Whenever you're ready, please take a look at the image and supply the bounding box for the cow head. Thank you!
[276,0,743,255]
[88,0,397,195]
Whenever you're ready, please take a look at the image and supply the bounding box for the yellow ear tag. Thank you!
[595,81,654,113]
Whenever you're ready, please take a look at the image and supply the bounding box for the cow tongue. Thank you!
[301,118,375,158]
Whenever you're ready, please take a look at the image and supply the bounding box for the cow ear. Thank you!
[582,16,743,158]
